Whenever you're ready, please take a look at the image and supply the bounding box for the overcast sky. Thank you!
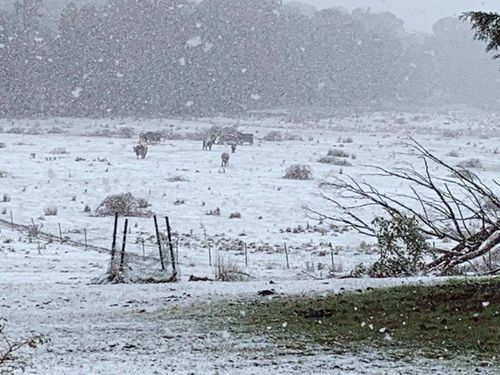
[296,0,500,32]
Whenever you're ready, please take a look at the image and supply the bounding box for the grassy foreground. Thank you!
[218,278,500,361]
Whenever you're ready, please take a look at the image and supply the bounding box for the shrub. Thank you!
[214,255,247,281]
[47,126,64,134]
[457,158,482,169]
[342,137,354,144]
[263,130,303,142]
[327,149,349,158]
[369,215,431,277]
[229,212,241,219]
[447,150,460,158]
[206,207,221,216]
[94,193,153,217]
[2,194,10,202]
[0,143,6,148]
[83,204,91,213]
[166,176,188,183]
[318,156,353,166]
[283,164,313,180]
[49,147,68,155]
[44,206,58,216]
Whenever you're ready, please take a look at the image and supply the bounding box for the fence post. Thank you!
[165,216,177,277]
[119,219,128,272]
[58,223,63,243]
[84,228,88,251]
[110,213,119,262]
[10,210,13,231]
[329,243,335,269]
[284,242,290,269]
[154,215,165,271]
[208,241,212,267]
[141,238,145,256]
[244,242,248,268]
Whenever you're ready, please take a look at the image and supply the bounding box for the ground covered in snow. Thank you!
[1,110,500,373]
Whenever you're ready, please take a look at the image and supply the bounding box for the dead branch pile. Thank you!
[312,139,500,276]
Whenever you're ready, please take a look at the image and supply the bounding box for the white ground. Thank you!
[1,110,499,373]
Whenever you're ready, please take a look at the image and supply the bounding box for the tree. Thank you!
[461,11,500,57]
[310,139,500,276]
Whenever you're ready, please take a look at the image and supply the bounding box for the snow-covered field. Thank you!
[1,110,500,373]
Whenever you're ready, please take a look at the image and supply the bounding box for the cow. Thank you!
[203,139,214,151]
[221,152,230,167]
[133,143,148,159]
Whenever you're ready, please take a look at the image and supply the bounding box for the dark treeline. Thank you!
[0,0,499,117]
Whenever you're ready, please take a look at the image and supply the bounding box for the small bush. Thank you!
[0,143,6,148]
[283,164,313,180]
[47,126,64,134]
[327,149,349,158]
[167,176,188,183]
[447,150,460,158]
[342,137,354,144]
[83,204,91,213]
[2,194,10,202]
[229,212,241,219]
[94,192,153,217]
[214,255,247,282]
[49,147,68,155]
[457,158,482,169]
[44,206,58,216]
[369,215,431,277]
[318,156,352,166]
[206,207,221,216]
[263,130,303,142]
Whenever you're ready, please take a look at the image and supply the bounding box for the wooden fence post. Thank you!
[329,243,335,269]
[154,215,165,271]
[58,223,63,243]
[244,242,248,268]
[119,219,128,271]
[208,241,212,267]
[165,216,177,277]
[110,213,119,262]
[284,242,290,269]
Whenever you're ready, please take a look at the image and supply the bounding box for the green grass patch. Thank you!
[215,278,500,361]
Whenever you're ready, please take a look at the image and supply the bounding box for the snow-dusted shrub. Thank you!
[318,156,352,166]
[342,137,354,144]
[327,149,349,158]
[83,204,91,213]
[369,215,431,277]
[206,207,221,216]
[229,212,241,219]
[6,127,23,134]
[49,147,68,155]
[44,206,58,216]
[2,194,10,202]
[0,143,6,148]
[215,255,247,282]
[0,171,7,178]
[118,126,135,138]
[47,126,64,134]
[263,130,303,142]
[94,193,153,217]
[283,164,313,180]
[447,150,460,158]
[457,158,482,169]
[166,176,189,182]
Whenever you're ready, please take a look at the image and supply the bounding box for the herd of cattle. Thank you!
[133,127,254,167]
